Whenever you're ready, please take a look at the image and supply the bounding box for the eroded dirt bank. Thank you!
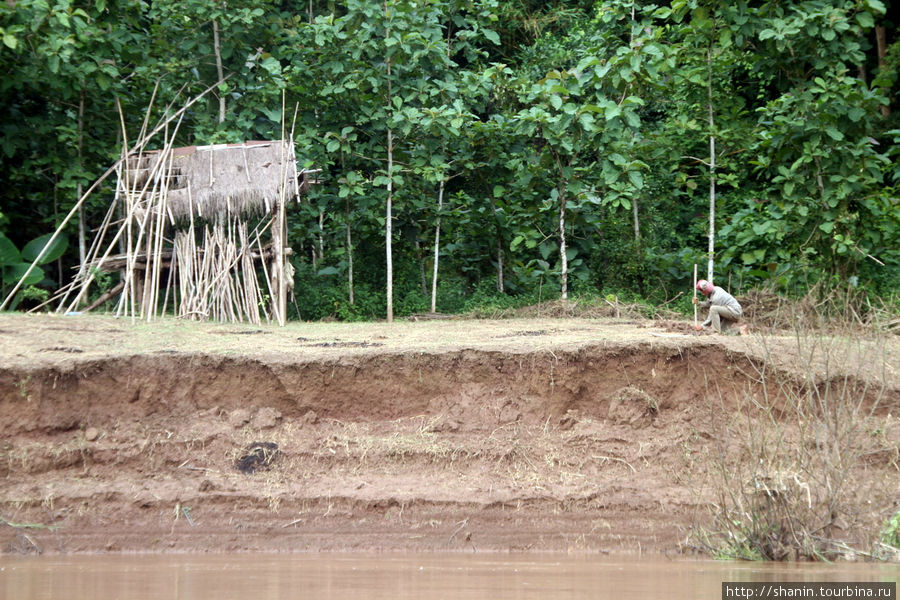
[0,315,897,556]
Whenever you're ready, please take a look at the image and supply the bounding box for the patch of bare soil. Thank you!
[0,314,897,557]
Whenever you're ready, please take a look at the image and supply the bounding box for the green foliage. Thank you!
[722,71,897,283]
[0,231,68,309]
[881,510,900,549]
[88,266,113,297]
[291,262,383,322]
[0,0,897,319]
[711,529,766,562]
[19,285,49,303]
[0,232,67,287]
[22,233,68,265]
[461,281,544,315]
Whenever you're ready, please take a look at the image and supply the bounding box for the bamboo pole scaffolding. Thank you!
[33,82,222,312]
[10,76,309,325]
[3,78,225,313]
[3,86,223,312]
[113,118,178,320]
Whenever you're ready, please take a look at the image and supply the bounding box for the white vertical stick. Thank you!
[693,263,698,327]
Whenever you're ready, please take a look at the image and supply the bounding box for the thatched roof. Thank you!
[124,141,299,219]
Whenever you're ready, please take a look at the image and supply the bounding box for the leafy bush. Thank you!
[880,510,900,549]
[461,280,544,316]
[0,232,68,309]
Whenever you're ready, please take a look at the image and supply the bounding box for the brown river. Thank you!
[1,554,897,599]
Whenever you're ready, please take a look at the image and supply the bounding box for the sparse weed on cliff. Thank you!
[880,511,900,551]
[695,311,895,561]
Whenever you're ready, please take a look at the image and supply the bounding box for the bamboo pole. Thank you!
[232,218,247,322]
[693,263,698,328]
[239,223,260,324]
[246,219,272,324]
[256,217,277,324]
[147,133,170,319]
[148,124,174,318]
[148,129,177,320]
[201,226,212,319]
[289,102,300,199]
[182,181,197,317]
[176,233,187,317]
[161,236,175,317]
[189,220,252,322]
[119,111,186,320]
[122,128,135,318]
[117,150,162,318]
[229,231,241,323]
[209,225,219,320]
[114,153,163,318]
[141,164,160,318]
[70,101,188,317]
[137,79,161,147]
[148,172,167,320]
[119,98,136,318]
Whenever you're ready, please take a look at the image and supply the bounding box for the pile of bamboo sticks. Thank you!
[174,220,272,324]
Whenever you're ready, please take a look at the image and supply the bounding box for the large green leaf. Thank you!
[627,170,644,189]
[2,263,45,286]
[0,233,20,266]
[22,233,68,265]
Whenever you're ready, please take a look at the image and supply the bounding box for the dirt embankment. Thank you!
[0,314,897,556]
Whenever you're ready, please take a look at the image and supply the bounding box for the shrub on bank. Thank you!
[692,321,897,561]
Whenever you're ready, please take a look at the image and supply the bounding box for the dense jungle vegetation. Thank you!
[1,0,898,321]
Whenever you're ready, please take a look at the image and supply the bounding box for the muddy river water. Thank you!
[1,554,897,599]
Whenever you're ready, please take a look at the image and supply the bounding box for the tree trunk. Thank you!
[876,25,890,118]
[345,197,354,305]
[212,19,226,123]
[487,196,504,293]
[559,184,568,301]
[386,126,394,322]
[632,196,641,246]
[385,9,394,322]
[496,236,504,293]
[707,46,716,283]
[415,238,426,295]
[430,178,444,313]
[318,211,325,260]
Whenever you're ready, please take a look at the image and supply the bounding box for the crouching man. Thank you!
[692,279,746,334]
